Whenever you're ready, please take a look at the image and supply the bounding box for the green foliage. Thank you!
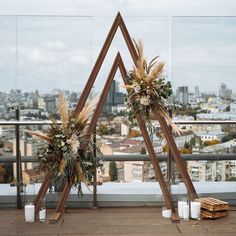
[203,139,220,147]
[0,165,6,183]
[140,147,147,154]
[225,105,230,112]
[189,135,202,147]
[128,129,141,138]
[222,132,236,143]
[228,176,236,181]
[109,161,118,181]
[184,142,190,149]
[3,164,13,183]
[97,124,117,135]
[173,107,208,119]
[179,147,192,154]
[97,124,109,135]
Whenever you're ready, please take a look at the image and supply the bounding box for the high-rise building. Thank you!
[38,96,56,113]
[194,86,200,97]
[176,86,189,105]
[103,80,125,114]
[219,83,232,100]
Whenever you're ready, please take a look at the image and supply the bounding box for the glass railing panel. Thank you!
[0,16,17,120]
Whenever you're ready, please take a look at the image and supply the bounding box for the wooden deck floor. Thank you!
[0,207,236,236]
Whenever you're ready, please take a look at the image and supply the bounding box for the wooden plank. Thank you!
[34,175,51,217]
[152,107,197,201]
[1,207,236,235]
[171,211,180,223]
[201,209,228,219]
[49,212,61,223]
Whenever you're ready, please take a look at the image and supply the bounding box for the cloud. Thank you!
[27,48,54,64]
[42,41,67,51]
[70,55,88,66]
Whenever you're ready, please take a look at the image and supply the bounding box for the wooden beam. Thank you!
[34,175,51,217]
[118,55,175,212]
[152,107,197,201]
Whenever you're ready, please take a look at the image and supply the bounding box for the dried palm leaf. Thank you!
[58,159,67,176]
[133,39,147,78]
[58,92,69,129]
[157,106,184,136]
[146,62,165,83]
[24,129,51,142]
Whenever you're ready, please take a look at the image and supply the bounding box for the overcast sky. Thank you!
[0,0,236,94]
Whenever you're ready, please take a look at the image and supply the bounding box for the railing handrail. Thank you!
[1,153,236,163]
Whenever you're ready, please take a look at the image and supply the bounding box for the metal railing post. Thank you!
[15,105,22,209]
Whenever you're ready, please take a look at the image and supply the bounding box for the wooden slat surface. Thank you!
[200,197,229,211]
[201,209,228,219]
[0,207,236,236]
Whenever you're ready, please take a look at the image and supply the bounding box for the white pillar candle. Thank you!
[162,209,172,218]
[178,201,187,218]
[24,204,35,223]
[39,209,46,222]
[183,205,189,221]
[191,201,201,219]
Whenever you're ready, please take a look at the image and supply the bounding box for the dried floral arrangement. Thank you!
[26,93,102,193]
[125,40,182,135]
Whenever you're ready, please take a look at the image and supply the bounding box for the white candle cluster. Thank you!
[182,205,189,220]
[178,199,201,220]
[191,201,201,219]
[162,209,172,218]
[39,209,46,222]
[24,204,35,223]
[178,201,188,218]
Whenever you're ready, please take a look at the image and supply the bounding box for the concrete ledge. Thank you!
[0,182,235,208]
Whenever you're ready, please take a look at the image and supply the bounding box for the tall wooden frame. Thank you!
[34,12,197,222]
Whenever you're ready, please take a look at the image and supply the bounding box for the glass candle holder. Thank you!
[182,204,190,221]
[24,202,35,223]
[178,197,188,219]
[191,199,201,220]
[161,206,172,218]
[39,198,46,222]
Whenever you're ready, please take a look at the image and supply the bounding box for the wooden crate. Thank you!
[201,209,228,219]
[200,197,229,211]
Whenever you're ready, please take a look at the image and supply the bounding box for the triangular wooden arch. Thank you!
[34,12,197,222]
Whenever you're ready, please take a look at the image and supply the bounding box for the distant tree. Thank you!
[228,176,236,181]
[109,127,116,135]
[109,161,118,181]
[222,132,236,143]
[203,139,220,147]
[140,147,147,155]
[97,124,109,135]
[4,164,13,183]
[184,142,190,149]
[225,105,230,112]
[0,165,6,183]
[163,143,168,153]
[179,148,192,154]
[128,129,141,138]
